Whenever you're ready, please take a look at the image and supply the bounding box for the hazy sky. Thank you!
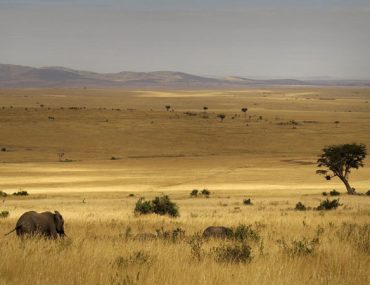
[1,0,370,78]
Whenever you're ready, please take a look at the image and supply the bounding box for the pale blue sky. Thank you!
[1,0,370,78]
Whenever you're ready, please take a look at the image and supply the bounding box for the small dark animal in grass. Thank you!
[5,211,65,238]
[202,226,233,239]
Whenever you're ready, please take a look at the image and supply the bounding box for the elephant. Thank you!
[5,211,65,238]
[202,226,233,239]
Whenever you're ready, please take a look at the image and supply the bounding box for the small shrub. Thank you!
[128,193,135,197]
[0,191,7,197]
[1,148,6,152]
[329,189,340,196]
[217,114,226,121]
[233,224,261,242]
[365,190,370,196]
[187,233,204,261]
[213,243,252,263]
[190,189,198,197]
[13,190,29,196]
[156,227,185,242]
[277,237,319,256]
[0,211,9,218]
[295,202,306,211]
[243,198,253,205]
[317,198,342,210]
[201,189,210,197]
[322,192,328,196]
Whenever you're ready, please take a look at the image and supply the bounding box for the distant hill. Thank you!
[0,64,369,88]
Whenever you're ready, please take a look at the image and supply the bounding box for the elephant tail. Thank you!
[4,225,20,236]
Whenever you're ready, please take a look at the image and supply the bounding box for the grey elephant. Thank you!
[202,226,233,239]
[5,211,66,238]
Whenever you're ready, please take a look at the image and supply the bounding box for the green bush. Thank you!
[152,195,179,217]
[213,243,252,263]
[134,198,154,214]
[243,198,253,205]
[317,198,342,210]
[295,202,306,211]
[233,224,260,242]
[0,191,7,197]
[13,190,29,196]
[0,210,9,218]
[329,189,340,196]
[190,189,198,197]
[134,195,179,217]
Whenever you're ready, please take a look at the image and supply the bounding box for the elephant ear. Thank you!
[54,211,63,232]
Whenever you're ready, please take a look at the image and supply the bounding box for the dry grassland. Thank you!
[0,88,369,285]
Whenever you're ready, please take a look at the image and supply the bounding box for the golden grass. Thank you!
[0,192,369,285]
[0,88,369,284]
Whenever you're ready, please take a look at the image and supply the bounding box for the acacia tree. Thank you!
[241,107,248,121]
[316,143,367,194]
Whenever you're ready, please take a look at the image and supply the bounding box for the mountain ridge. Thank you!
[1,63,369,88]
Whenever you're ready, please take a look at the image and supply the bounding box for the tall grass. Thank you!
[0,192,369,285]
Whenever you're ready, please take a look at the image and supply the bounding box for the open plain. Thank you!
[0,88,369,285]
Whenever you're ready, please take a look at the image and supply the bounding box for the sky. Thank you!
[1,0,370,79]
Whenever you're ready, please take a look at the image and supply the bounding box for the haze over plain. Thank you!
[1,0,370,79]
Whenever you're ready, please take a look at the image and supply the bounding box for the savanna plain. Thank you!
[0,88,369,285]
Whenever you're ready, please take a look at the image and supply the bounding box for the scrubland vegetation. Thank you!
[0,88,369,284]
[0,192,369,285]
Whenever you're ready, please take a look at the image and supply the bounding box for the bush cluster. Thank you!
[295,202,306,211]
[0,191,7,197]
[13,190,29,196]
[134,195,179,217]
[189,189,210,198]
[317,198,342,210]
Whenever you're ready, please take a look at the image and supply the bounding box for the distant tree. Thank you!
[203,106,208,111]
[165,105,171,112]
[334,121,340,128]
[241,107,248,120]
[316,143,367,194]
[217,114,226,122]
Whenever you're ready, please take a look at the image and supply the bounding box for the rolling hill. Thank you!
[0,63,369,88]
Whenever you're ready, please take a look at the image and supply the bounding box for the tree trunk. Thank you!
[339,176,355,194]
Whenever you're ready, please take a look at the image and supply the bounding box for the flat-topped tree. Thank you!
[316,143,367,194]
[241,107,248,120]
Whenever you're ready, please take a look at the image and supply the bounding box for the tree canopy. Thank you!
[316,143,367,194]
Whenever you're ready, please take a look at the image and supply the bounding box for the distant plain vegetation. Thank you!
[0,88,369,284]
